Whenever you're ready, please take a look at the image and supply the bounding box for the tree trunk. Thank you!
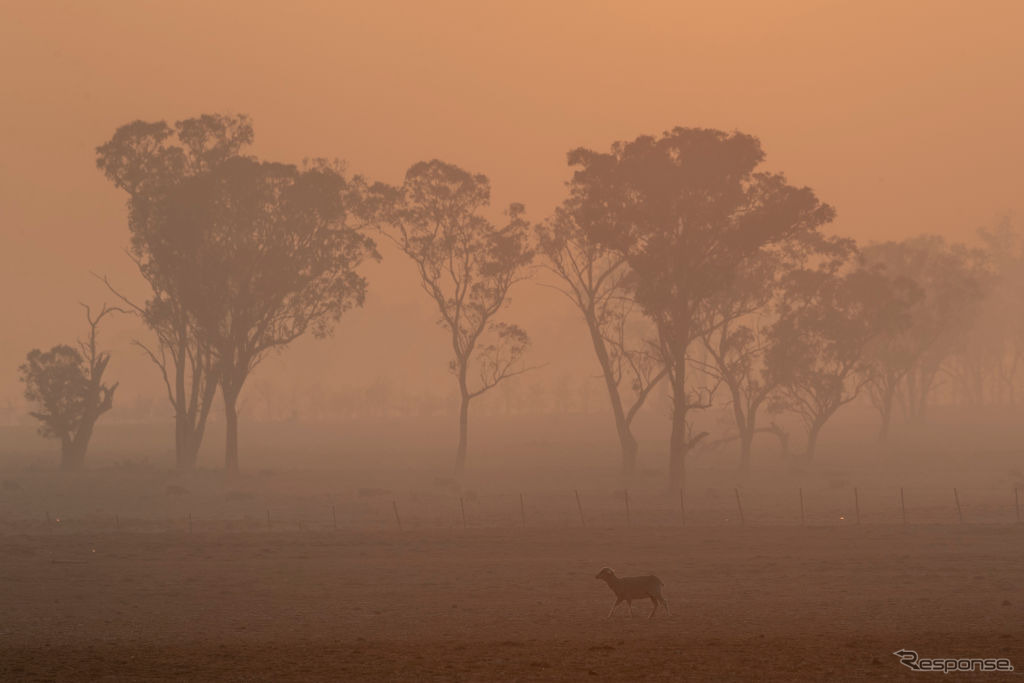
[803,420,824,463]
[668,362,690,490]
[174,347,189,468]
[877,383,895,444]
[174,412,192,469]
[907,366,935,423]
[223,388,240,474]
[729,384,757,480]
[70,421,95,469]
[178,425,202,470]
[666,327,692,490]
[455,390,469,476]
[177,378,217,470]
[60,436,84,470]
[905,371,918,422]
[668,404,688,490]
[583,310,639,480]
[620,432,639,481]
[737,428,754,480]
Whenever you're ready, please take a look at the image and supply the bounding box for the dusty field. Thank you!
[1,524,1022,681]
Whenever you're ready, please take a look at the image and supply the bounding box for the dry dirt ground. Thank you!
[1,525,1022,681]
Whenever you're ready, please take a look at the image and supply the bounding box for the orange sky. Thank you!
[2,0,1023,408]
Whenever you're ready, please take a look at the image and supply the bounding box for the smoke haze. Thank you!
[3,1,1023,419]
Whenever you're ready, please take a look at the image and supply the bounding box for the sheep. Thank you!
[595,567,670,619]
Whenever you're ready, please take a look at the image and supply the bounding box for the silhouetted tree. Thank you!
[976,219,1024,405]
[18,304,121,469]
[697,230,853,476]
[696,253,790,477]
[767,266,917,462]
[151,157,377,472]
[96,114,253,468]
[860,237,978,440]
[371,160,534,476]
[565,127,836,487]
[537,206,666,480]
[944,219,1024,409]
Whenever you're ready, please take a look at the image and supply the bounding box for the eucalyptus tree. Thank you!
[767,265,917,462]
[96,114,253,468]
[565,127,835,487]
[19,304,121,469]
[537,206,666,479]
[371,160,534,476]
[860,236,978,439]
[150,157,377,472]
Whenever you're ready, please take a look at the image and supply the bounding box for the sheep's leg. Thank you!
[648,597,659,619]
[627,601,633,617]
[607,599,621,619]
[661,597,671,616]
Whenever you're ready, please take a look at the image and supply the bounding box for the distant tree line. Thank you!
[16,115,1021,486]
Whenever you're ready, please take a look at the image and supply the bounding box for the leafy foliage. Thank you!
[19,345,90,440]
[564,127,837,482]
[370,159,534,472]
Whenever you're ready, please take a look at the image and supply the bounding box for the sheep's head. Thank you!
[595,567,615,580]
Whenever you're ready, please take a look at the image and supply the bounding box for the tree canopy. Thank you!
[565,127,837,486]
[371,159,534,475]
[96,114,254,468]
[150,156,378,471]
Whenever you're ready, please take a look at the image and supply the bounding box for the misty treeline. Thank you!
[16,114,1022,486]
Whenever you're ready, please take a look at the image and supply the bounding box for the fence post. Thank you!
[900,488,906,525]
[799,488,805,526]
[392,500,403,531]
[854,487,861,525]
[575,490,586,528]
[953,488,963,524]
[734,488,745,526]
[624,489,632,527]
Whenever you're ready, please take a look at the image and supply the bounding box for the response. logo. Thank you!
[893,649,1014,674]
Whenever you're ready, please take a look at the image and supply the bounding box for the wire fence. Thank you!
[4,485,1023,534]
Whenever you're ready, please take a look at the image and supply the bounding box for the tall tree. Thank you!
[767,266,917,462]
[371,160,534,476]
[152,157,377,472]
[536,206,666,479]
[695,252,787,478]
[946,219,1024,408]
[566,128,836,488]
[860,237,978,440]
[19,304,121,469]
[696,233,852,476]
[96,114,253,468]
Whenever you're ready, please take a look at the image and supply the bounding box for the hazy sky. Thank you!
[2,0,1023,408]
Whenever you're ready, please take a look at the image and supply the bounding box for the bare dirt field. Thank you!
[1,524,1022,681]
[3,412,1024,680]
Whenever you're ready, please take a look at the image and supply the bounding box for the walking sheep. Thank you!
[595,567,670,619]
